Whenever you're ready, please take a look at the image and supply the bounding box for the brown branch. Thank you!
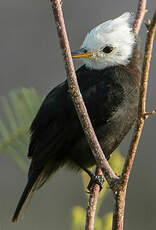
[85,168,102,230]
[122,8,156,202]
[50,0,118,189]
[133,0,147,34]
[50,2,119,230]
[144,110,156,119]
[112,9,156,230]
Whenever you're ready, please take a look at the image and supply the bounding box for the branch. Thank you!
[112,9,156,230]
[122,9,156,187]
[133,0,147,33]
[122,7,156,204]
[50,0,118,189]
[85,168,102,230]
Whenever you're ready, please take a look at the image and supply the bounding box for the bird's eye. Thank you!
[102,46,114,54]
[82,48,88,53]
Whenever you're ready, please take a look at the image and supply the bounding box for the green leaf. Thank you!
[0,87,41,171]
[71,206,86,230]
[1,96,18,131]
[0,119,9,139]
[102,212,113,230]
[95,216,103,230]
[109,149,124,175]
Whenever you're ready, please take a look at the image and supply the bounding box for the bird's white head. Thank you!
[72,12,135,70]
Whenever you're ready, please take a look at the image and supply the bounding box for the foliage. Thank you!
[0,87,41,171]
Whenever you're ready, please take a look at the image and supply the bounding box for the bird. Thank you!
[12,12,141,222]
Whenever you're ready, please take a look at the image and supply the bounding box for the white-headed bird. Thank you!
[12,12,141,222]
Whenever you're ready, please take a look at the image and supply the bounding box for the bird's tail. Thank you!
[12,171,41,223]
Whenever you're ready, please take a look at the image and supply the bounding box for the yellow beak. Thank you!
[72,49,93,59]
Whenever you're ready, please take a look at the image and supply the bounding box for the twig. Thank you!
[122,9,156,183]
[133,0,147,33]
[144,110,156,119]
[122,8,156,210]
[112,9,156,230]
[85,168,102,230]
[50,0,118,189]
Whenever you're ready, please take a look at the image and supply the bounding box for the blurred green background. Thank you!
[0,0,156,229]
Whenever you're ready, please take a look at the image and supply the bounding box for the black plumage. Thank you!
[12,35,141,222]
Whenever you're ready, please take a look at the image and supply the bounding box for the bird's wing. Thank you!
[28,80,78,159]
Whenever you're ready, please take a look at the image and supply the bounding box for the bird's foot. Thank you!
[87,173,105,192]
[82,167,105,192]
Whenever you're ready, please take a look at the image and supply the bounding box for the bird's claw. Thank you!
[87,174,105,192]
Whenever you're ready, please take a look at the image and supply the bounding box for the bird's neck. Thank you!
[130,37,141,70]
[120,37,141,86]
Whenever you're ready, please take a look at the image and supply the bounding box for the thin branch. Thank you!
[50,0,118,190]
[144,110,156,119]
[122,9,156,189]
[85,168,102,230]
[112,9,156,230]
[133,0,147,33]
